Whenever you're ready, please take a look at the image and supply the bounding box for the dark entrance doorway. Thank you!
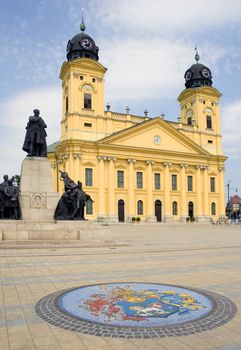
[188,201,194,218]
[118,199,125,222]
[155,200,162,222]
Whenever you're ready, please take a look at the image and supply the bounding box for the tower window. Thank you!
[203,100,206,104]
[84,123,92,128]
[117,170,124,188]
[92,78,96,83]
[171,174,177,191]
[80,76,83,80]
[187,117,192,125]
[208,140,213,144]
[84,93,92,109]
[65,96,68,113]
[136,172,143,189]
[154,173,161,190]
[210,177,215,192]
[85,168,93,186]
[206,115,212,129]
[137,200,143,215]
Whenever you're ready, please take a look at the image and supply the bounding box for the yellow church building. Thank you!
[48,21,227,223]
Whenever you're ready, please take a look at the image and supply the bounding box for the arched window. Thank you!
[137,200,143,215]
[172,201,178,215]
[86,200,93,215]
[206,115,212,129]
[211,202,216,215]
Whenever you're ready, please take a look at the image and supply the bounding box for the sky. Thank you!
[0,0,241,200]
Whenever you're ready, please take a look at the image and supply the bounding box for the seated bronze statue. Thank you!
[54,171,93,220]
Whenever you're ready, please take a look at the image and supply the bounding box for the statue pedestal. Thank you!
[0,157,113,244]
[0,220,112,243]
[19,157,59,222]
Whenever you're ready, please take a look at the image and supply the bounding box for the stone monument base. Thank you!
[19,157,60,221]
[0,220,112,243]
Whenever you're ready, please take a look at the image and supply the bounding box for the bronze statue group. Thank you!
[0,109,92,221]
[0,175,21,220]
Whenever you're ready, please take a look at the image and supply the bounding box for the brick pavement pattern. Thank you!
[1,223,241,349]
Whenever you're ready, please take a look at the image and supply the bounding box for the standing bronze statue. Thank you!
[22,109,47,157]
[54,171,93,220]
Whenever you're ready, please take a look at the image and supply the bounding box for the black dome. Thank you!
[184,51,212,89]
[66,24,99,62]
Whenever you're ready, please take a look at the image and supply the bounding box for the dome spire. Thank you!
[80,8,86,32]
[194,45,200,63]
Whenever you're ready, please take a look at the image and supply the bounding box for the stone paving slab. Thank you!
[0,223,241,349]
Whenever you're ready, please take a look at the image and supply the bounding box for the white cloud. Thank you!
[222,100,241,160]
[0,87,61,178]
[100,37,228,108]
[206,98,241,189]
[91,0,241,34]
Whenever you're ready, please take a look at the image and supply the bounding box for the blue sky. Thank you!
[0,0,241,199]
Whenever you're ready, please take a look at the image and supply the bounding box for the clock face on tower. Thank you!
[201,68,211,78]
[80,38,94,50]
[66,40,72,53]
[185,70,192,81]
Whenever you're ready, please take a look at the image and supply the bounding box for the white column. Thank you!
[218,167,225,218]
[72,153,81,183]
[107,157,118,222]
[97,156,108,222]
[195,165,204,221]
[127,159,136,222]
[146,160,156,222]
[180,164,188,222]
[163,162,173,222]
[202,166,210,221]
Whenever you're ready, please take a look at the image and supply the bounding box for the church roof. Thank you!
[47,141,60,153]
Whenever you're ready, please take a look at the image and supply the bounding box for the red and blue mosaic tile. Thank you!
[35,282,237,338]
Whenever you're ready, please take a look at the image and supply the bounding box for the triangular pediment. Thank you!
[98,117,211,156]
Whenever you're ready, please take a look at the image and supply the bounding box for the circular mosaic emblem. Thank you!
[35,283,237,338]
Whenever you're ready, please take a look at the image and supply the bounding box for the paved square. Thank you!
[1,223,241,349]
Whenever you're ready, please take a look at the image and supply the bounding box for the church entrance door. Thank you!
[118,199,125,222]
[155,200,162,222]
[188,201,194,219]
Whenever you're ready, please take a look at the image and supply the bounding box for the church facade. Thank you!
[48,22,227,223]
